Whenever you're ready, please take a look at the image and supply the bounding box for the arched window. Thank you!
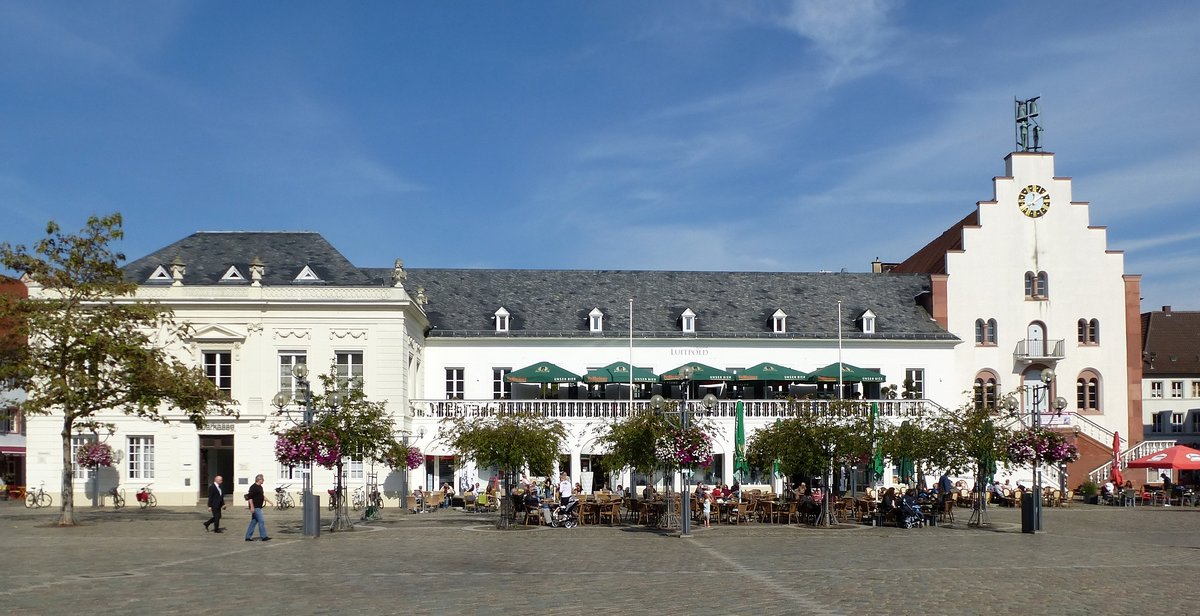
[1025,271,1048,299]
[975,318,998,345]
[1076,370,1101,411]
[973,371,1000,410]
[1077,318,1100,344]
[1077,318,1087,343]
[987,319,998,344]
[975,319,985,344]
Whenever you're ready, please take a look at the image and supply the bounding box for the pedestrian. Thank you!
[703,490,712,528]
[244,474,270,542]
[203,475,226,533]
[558,472,572,507]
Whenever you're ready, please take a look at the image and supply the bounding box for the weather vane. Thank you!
[1015,96,1042,152]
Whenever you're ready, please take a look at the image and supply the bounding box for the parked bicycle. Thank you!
[351,486,367,511]
[368,486,383,509]
[109,486,126,509]
[274,484,295,510]
[327,487,345,510]
[135,484,156,509]
[25,482,52,508]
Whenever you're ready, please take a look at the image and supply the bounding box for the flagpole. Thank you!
[837,300,843,400]
[629,297,635,496]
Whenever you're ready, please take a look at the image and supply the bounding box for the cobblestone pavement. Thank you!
[0,500,1196,615]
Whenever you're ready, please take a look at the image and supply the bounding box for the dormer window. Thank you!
[680,308,696,334]
[294,265,321,282]
[220,266,246,283]
[771,309,787,334]
[589,308,604,333]
[146,265,172,283]
[859,309,877,334]
[494,307,510,333]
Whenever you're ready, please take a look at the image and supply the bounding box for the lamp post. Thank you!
[273,362,319,537]
[651,369,717,538]
[1007,368,1067,533]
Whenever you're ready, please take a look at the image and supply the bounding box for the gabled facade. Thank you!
[1141,306,1200,447]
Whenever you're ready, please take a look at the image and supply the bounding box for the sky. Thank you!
[1,1,1197,311]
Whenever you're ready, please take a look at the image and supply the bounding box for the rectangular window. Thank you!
[1171,381,1183,399]
[1150,382,1163,398]
[1152,414,1163,433]
[0,408,13,433]
[1193,382,1200,399]
[446,368,464,400]
[278,463,297,481]
[1192,413,1200,434]
[127,436,155,479]
[279,352,308,397]
[1172,413,1184,433]
[348,458,364,481]
[493,368,511,400]
[905,369,925,398]
[336,351,364,390]
[72,434,97,480]
[203,351,232,395]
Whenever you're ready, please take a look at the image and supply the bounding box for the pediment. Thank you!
[187,324,247,343]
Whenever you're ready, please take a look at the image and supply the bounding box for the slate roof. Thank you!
[1142,310,1200,377]
[124,232,377,286]
[397,268,955,340]
[125,232,954,341]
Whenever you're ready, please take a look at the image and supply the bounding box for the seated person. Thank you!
[523,487,541,511]
[411,488,425,513]
[729,480,741,500]
[642,485,656,500]
[879,487,897,514]
[990,481,1005,504]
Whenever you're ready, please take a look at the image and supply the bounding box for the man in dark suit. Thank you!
[203,475,227,533]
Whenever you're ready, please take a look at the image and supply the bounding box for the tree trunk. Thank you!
[820,457,833,527]
[330,462,354,531]
[58,416,77,526]
[496,469,512,529]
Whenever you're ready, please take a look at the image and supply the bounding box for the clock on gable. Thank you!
[1017,184,1050,218]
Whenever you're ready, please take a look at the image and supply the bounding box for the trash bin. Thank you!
[1021,492,1036,533]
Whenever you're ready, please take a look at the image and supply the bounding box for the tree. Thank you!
[0,215,232,526]
[274,365,407,531]
[747,400,871,527]
[439,411,566,529]
[596,408,676,476]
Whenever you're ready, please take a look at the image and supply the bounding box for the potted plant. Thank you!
[1078,480,1100,505]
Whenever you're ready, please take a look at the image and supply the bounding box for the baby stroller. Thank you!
[895,496,924,529]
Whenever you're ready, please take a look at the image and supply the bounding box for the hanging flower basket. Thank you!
[381,444,424,470]
[274,425,341,468]
[654,426,714,469]
[1005,427,1079,465]
[405,446,424,470]
[75,441,114,469]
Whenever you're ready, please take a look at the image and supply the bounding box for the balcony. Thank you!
[1013,339,1065,364]
[409,398,938,422]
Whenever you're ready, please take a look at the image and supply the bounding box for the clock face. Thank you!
[1018,184,1050,218]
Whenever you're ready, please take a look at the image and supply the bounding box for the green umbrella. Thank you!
[803,363,886,383]
[659,362,735,382]
[733,400,750,478]
[735,362,808,382]
[505,361,582,384]
[897,457,915,485]
[772,417,781,479]
[584,362,658,383]
[869,402,885,482]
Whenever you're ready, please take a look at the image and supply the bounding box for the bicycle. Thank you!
[25,482,52,508]
[136,484,156,509]
[351,486,366,511]
[368,487,384,509]
[327,487,345,510]
[274,484,295,510]
[109,486,126,509]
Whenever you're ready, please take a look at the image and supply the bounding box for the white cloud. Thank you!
[773,0,902,82]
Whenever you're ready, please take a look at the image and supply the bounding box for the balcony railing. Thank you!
[409,398,941,421]
[1013,339,1065,363]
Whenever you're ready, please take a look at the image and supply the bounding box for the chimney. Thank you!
[1162,305,1172,314]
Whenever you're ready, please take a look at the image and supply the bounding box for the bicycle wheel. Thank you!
[114,493,125,509]
[352,495,364,511]
[25,492,36,508]
[148,493,156,508]
[38,492,52,508]
[283,494,295,509]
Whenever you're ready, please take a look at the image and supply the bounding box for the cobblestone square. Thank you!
[1,501,1196,615]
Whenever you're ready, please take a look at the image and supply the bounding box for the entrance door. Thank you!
[198,434,234,497]
[1027,322,1046,357]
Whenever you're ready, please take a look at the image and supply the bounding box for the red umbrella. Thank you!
[1110,431,1124,485]
[1125,444,1200,470]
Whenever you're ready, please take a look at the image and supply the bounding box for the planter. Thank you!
[1083,495,1099,505]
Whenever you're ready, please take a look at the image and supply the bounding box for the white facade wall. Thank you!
[945,153,1131,435]
[23,283,426,506]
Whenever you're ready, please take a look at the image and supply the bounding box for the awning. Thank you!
[735,362,808,382]
[584,362,658,383]
[803,363,886,383]
[660,362,734,382]
[505,361,582,384]
[0,445,26,456]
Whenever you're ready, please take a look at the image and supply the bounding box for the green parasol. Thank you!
[803,363,886,383]
[584,362,658,383]
[505,361,582,384]
[869,402,885,482]
[659,362,735,382]
[733,400,750,478]
[735,362,808,382]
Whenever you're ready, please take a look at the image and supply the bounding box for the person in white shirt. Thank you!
[558,472,572,507]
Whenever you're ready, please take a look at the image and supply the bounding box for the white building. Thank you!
[21,148,1146,504]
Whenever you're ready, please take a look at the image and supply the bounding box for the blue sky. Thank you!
[1,1,1197,311]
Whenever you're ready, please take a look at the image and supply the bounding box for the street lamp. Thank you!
[1005,368,1067,533]
[274,362,320,537]
[651,368,717,538]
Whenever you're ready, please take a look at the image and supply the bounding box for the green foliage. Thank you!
[0,215,233,526]
[596,407,677,474]
[746,401,872,475]
[439,411,567,479]
[1078,480,1099,496]
[305,367,401,468]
